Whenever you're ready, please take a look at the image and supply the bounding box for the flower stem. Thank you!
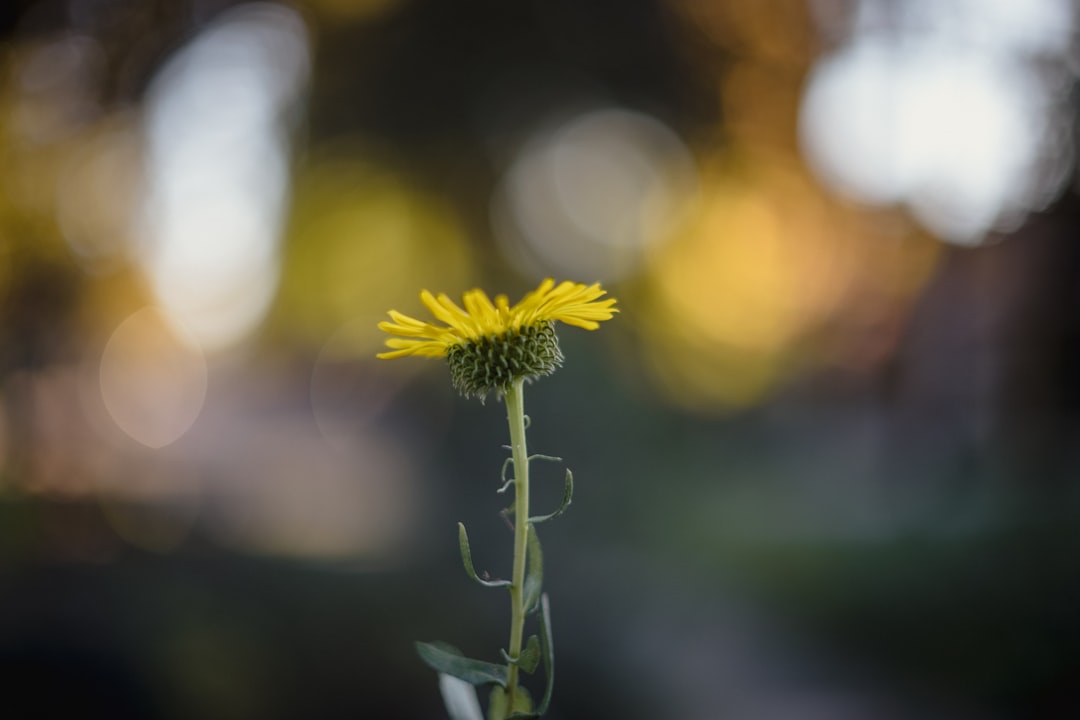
[502,378,530,716]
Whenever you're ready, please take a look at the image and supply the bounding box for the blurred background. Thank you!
[1,0,1078,717]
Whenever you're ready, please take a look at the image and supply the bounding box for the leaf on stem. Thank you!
[510,594,556,718]
[530,468,573,524]
[416,642,508,688]
[498,457,514,494]
[518,635,541,675]
[521,525,544,615]
[503,595,555,718]
[459,523,512,588]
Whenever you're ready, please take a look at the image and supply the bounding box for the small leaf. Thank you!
[459,523,511,588]
[416,642,508,688]
[521,525,543,614]
[529,469,573,524]
[489,685,534,720]
[498,457,514,494]
[485,579,556,719]
[518,635,541,675]
[535,594,555,716]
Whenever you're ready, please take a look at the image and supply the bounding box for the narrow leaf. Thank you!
[535,594,555,716]
[416,642,508,688]
[529,469,573,524]
[498,457,514,494]
[521,525,543,615]
[459,523,511,588]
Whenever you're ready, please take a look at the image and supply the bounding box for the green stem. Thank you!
[502,378,529,716]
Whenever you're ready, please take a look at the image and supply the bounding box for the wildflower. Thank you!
[377,278,617,398]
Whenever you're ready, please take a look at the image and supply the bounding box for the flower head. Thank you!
[378,278,618,398]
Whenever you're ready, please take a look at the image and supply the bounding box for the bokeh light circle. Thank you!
[136,3,310,350]
[799,0,1076,246]
[492,108,696,281]
[99,306,208,449]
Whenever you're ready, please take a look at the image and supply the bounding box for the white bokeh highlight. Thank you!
[493,108,695,281]
[136,4,309,350]
[799,0,1075,245]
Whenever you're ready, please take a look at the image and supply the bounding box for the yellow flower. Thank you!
[377,278,617,397]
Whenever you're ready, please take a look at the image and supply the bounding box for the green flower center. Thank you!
[447,322,564,399]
